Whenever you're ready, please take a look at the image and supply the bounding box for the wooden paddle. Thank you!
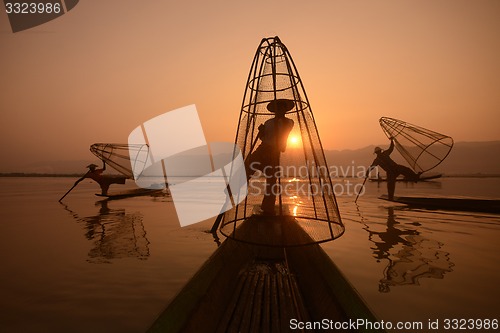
[210,135,260,233]
[354,171,370,203]
[58,171,89,202]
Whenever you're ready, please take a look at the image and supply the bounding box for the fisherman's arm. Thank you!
[386,137,395,154]
[257,124,265,140]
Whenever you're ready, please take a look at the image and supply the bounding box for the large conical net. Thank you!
[379,117,454,173]
[90,143,149,178]
[219,37,344,246]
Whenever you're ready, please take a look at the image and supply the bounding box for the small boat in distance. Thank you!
[95,188,165,200]
[370,173,442,182]
[379,195,500,214]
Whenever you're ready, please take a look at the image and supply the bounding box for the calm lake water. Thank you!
[0,177,499,332]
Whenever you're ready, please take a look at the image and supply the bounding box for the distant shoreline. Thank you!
[0,173,83,178]
[1,173,500,178]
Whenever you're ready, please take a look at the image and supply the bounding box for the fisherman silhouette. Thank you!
[74,162,126,195]
[367,138,421,200]
[245,99,294,215]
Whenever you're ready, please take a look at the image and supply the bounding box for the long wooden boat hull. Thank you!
[95,188,164,200]
[148,217,384,333]
[380,195,500,214]
[369,174,442,182]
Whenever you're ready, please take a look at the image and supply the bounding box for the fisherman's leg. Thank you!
[261,166,278,215]
[100,183,110,196]
[397,165,420,181]
[110,176,126,185]
[244,146,266,181]
[94,177,114,196]
[387,175,397,200]
[261,160,280,215]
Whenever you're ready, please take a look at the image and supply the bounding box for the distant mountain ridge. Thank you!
[3,141,500,176]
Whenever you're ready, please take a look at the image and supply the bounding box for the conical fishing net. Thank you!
[90,143,149,178]
[219,37,344,246]
[379,117,454,173]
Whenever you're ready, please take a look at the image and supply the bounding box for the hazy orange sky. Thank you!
[1,0,499,172]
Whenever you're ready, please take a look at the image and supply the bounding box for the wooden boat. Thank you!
[380,195,500,214]
[369,173,442,182]
[95,188,164,200]
[148,216,385,333]
[149,36,384,332]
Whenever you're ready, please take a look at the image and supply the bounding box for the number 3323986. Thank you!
[5,2,62,14]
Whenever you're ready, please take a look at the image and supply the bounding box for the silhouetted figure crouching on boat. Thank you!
[367,138,421,200]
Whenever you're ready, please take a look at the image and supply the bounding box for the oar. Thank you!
[354,172,370,203]
[58,171,89,202]
[210,135,260,233]
[58,181,79,202]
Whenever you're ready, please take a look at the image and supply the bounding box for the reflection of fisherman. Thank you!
[367,138,421,200]
[367,207,419,293]
[74,163,126,195]
[376,208,453,292]
[245,99,294,215]
[370,208,419,262]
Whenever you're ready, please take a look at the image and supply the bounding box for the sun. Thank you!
[288,135,301,148]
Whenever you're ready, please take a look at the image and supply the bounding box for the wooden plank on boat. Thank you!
[148,218,385,333]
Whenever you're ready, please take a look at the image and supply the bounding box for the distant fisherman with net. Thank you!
[245,99,294,215]
[367,137,421,200]
[74,163,126,196]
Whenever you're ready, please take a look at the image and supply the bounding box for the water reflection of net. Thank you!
[84,212,149,263]
[75,202,150,263]
[220,38,344,245]
[361,207,454,293]
[379,236,454,292]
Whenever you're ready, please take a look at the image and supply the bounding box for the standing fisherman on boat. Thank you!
[74,162,126,195]
[367,138,421,200]
[245,99,294,215]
